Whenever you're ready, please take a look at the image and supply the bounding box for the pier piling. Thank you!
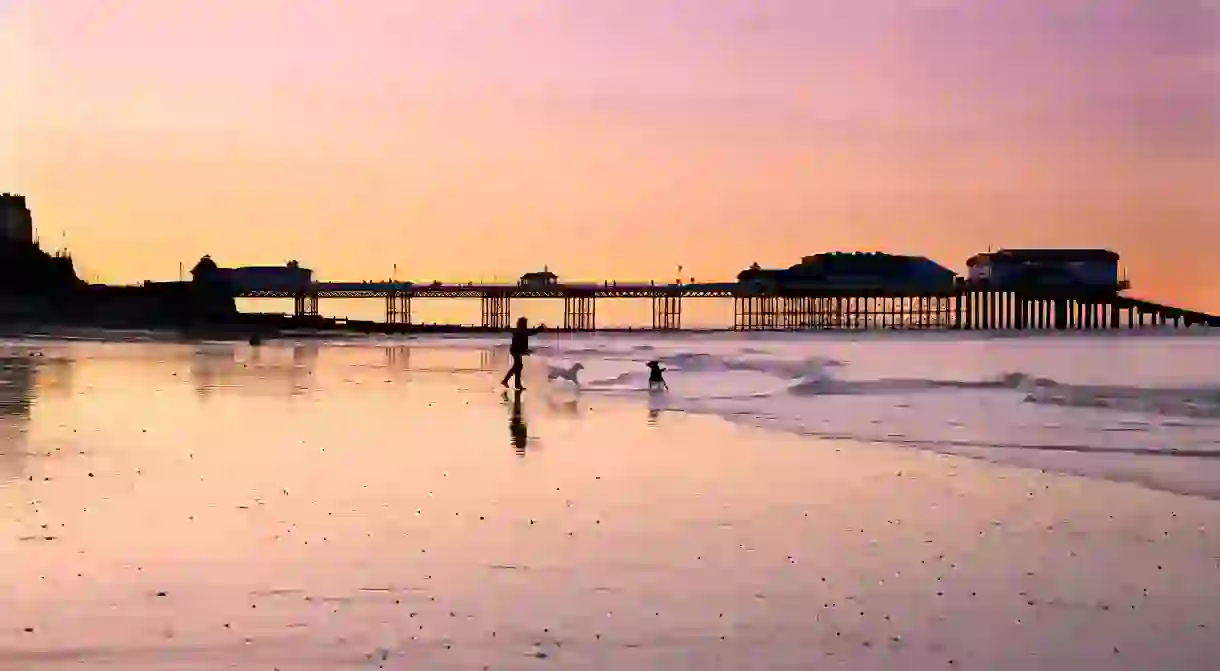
[481,292,511,329]
[385,291,412,325]
[563,293,596,331]
[293,292,319,318]
[733,295,777,330]
[652,292,682,330]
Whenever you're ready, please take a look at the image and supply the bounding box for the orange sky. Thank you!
[3,1,1218,310]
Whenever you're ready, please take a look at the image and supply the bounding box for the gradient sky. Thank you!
[3,0,1218,309]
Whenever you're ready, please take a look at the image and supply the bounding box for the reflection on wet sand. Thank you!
[0,350,74,482]
[503,389,528,456]
[384,345,411,370]
[190,343,318,398]
[544,389,583,418]
[0,354,36,481]
[0,355,35,417]
[647,393,667,426]
[382,345,500,375]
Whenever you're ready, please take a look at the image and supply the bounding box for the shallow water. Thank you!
[402,330,1220,499]
[2,336,1219,669]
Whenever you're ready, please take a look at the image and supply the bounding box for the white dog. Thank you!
[546,362,584,386]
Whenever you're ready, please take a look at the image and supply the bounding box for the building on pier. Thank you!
[737,252,958,291]
[965,249,1122,289]
[519,268,559,289]
[191,257,313,292]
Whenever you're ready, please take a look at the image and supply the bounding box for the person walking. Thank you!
[501,317,545,389]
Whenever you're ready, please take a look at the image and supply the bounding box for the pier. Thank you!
[197,249,1219,332]
[235,281,1219,332]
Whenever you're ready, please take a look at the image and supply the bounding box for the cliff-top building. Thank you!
[0,193,34,245]
[0,192,81,295]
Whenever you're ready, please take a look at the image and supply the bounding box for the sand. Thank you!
[1,341,1218,670]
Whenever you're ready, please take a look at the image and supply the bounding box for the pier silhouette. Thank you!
[231,280,1218,333]
[216,251,1219,332]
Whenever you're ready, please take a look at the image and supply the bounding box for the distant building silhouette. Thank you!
[0,193,81,297]
[0,193,33,245]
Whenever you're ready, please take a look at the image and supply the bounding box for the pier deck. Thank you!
[238,281,739,299]
[233,281,1218,332]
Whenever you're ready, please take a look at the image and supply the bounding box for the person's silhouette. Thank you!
[506,389,528,456]
[500,317,544,390]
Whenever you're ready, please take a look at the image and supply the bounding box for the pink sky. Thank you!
[3,0,1218,309]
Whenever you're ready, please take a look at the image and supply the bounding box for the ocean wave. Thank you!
[552,337,1220,419]
[780,369,1220,419]
[661,352,844,378]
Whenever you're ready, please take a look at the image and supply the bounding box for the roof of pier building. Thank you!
[224,263,312,275]
[520,269,558,281]
[967,248,1119,266]
[738,252,958,288]
[190,256,314,288]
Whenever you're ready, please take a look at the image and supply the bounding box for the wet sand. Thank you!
[2,341,1219,670]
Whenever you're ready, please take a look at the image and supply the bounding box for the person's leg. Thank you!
[512,355,525,388]
[501,355,518,386]
[503,355,522,387]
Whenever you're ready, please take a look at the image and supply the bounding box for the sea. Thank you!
[417,328,1220,500]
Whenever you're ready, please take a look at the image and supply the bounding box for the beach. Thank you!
[2,336,1219,670]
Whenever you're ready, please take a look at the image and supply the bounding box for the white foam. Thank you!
[402,331,1220,499]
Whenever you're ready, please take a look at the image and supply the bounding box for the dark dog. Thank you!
[646,361,668,391]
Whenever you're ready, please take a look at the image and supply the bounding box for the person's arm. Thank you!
[531,325,545,335]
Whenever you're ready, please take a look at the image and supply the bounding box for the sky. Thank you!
[3,0,1218,310]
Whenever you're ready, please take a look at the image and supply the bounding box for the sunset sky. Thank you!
[3,1,1218,310]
